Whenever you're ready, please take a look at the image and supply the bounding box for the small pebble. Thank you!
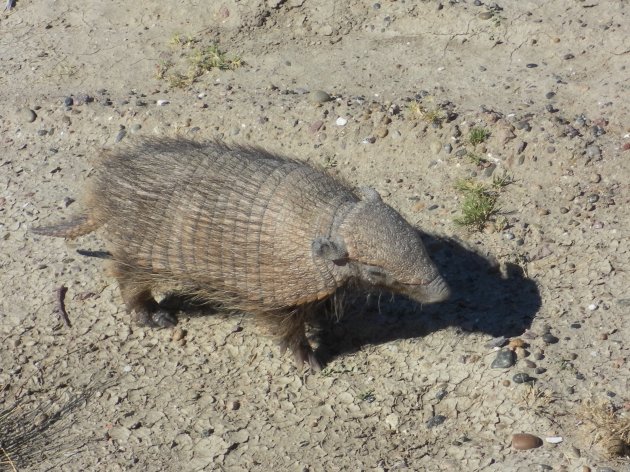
[374,126,388,138]
[524,360,537,368]
[526,63,538,68]
[502,379,511,387]
[435,389,447,401]
[426,415,447,428]
[563,53,575,60]
[17,108,37,123]
[478,11,493,20]
[587,303,598,311]
[309,90,332,104]
[535,367,546,374]
[309,120,324,133]
[508,338,527,349]
[586,145,601,159]
[64,96,74,107]
[515,347,529,359]
[491,350,516,369]
[545,436,563,444]
[542,333,559,344]
[587,194,599,203]
[559,207,569,214]
[545,105,557,114]
[545,92,556,99]
[157,99,170,106]
[512,433,543,450]
[226,400,240,411]
[172,328,186,342]
[335,117,348,126]
[513,373,533,384]
[115,129,127,143]
[485,336,507,349]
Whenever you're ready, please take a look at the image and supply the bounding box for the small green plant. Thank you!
[492,173,514,190]
[167,72,191,89]
[468,127,490,145]
[156,38,242,88]
[190,44,242,76]
[466,152,488,166]
[170,32,196,48]
[406,100,445,125]
[322,155,338,169]
[494,215,509,231]
[154,60,173,80]
[454,179,500,231]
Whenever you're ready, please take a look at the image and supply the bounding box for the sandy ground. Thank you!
[1,1,629,471]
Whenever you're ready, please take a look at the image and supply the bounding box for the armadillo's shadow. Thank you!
[157,233,541,369]
[313,232,542,367]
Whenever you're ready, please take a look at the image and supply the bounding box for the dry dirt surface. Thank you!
[1,1,629,471]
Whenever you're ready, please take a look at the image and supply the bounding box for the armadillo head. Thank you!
[312,188,450,304]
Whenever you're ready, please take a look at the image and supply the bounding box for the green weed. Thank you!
[468,127,490,145]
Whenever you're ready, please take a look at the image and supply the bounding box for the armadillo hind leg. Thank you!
[271,309,321,372]
[110,262,178,328]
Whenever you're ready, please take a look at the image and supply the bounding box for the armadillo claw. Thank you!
[306,350,322,372]
[151,309,178,328]
[293,342,322,373]
[278,340,322,372]
[132,308,178,328]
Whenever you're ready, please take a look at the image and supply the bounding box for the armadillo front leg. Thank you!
[271,309,321,372]
[122,289,178,328]
[109,261,177,328]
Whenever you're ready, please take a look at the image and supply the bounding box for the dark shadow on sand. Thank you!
[313,232,541,367]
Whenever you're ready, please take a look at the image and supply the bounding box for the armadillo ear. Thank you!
[357,186,382,202]
[312,237,348,264]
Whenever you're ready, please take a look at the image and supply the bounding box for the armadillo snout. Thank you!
[402,274,451,304]
[424,275,450,303]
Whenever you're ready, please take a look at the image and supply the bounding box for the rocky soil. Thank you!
[1,1,629,471]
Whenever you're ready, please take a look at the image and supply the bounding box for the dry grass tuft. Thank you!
[578,399,630,460]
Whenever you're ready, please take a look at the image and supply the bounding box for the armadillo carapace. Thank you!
[32,138,450,371]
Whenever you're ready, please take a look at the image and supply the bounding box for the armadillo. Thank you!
[32,138,450,371]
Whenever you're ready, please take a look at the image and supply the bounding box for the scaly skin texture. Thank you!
[31,138,449,371]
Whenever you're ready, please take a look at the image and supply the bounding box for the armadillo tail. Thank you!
[30,214,101,239]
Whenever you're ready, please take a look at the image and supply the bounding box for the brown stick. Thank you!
[54,285,71,327]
